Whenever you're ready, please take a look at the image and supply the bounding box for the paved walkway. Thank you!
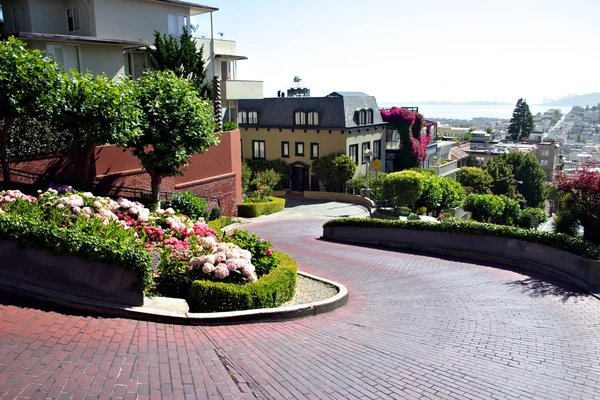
[2,217,600,399]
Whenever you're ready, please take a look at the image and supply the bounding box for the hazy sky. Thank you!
[193,0,599,104]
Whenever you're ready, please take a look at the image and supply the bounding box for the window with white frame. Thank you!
[168,14,188,35]
[366,109,374,124]
[294,111,306,125]
[252,140,265,160]
[248,111,258,124]
[46,44,80,73]
[373,140,381,160]
[362,142,370,164]
[67,7,80,32]
[310,143,319,159]
[540,160,549,166]
[349,144,358,165]
[307,111,319,126]
[238,111,247,124]
[295,142,304,156]
[541,149,550,157]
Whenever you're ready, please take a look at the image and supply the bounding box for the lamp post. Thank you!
[364,149,376,197]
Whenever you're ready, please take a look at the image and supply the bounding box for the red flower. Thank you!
[265,248,273,257]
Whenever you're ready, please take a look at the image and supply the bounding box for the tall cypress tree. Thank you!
[147,27,213,99]
[508,98,535,141]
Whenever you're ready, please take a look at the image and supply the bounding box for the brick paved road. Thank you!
[2,218,600,399]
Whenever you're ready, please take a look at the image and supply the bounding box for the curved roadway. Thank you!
[1,207,600,398]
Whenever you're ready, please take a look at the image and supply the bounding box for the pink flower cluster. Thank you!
[380,107,416,126]
[0,190,36,204]
[411,134,432,162]
[188,242,257,282]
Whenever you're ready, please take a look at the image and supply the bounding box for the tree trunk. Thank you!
[150,172,162,209]
[82,142,96,190]
[583,220,600,246]
[0,118,15,188]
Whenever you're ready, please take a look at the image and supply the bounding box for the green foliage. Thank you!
[323,218,600,260]
[207,216,232,237]
[347,173,387,198]
[517,207,548,229]
[241,160,253,193]
[382,170,424,211]
[312,153,356,192]
[485,156,520,200]
[223,229,279,276]
[252,169,280,201]
[147,27,212,99]
[0,212,153,289]
[237,196,285,218]
[508,98,535,141]
[162,191,208,220]
[499,152,547,208]
[456,167,493,194]
[492,195,522,226]
[208,207,222,221]
[413,173,443,213]
[130,70,218,203]
[222,121,238,132]
[0,37,63,183]
[7,117,75,157]
[552,211,579,237]
[438,177,466,211]
[187,251,297,312]
[464,193,506,223]
[244,158,290,190]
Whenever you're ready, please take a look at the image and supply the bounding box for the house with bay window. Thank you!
[0,0,262,112]
[238,91,386,191]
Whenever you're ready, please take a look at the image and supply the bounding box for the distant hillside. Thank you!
[544,93,600,107]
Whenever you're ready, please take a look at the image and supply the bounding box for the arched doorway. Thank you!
[289,161,310,191]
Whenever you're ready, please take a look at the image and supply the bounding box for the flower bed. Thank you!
[0,188,292,310]
[238,196,286,218]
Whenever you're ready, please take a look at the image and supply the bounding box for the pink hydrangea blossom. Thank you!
[202,263,216,274]
[213,265,230,279]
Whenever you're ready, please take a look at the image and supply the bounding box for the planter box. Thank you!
[323,226,600,289]
[0,241,144,305]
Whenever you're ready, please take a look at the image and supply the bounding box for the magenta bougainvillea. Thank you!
[380,107,433,168]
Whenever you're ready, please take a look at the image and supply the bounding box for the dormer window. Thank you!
[358,110,366,125]
[294,111,306,125]
[307,111,319,126]
[67,7,80,32]
[355,108,374,125]
[366,109,373,124]
[238,111,258,125]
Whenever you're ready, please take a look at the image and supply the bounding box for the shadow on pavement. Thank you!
[0,290,106,319]
[504,277,588,303]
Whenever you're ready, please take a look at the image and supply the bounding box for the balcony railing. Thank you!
[222,80,263,100]
[429,159,459,177]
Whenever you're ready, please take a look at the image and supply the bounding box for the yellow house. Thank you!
[238,91,387,191]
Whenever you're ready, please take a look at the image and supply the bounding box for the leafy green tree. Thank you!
[147,27,212,99]
[484,156,520,200]
[57,72,140,188]
[438,177,466,212]
[485,127,493,134]
[252,169,280,200]
[0,37,62,185]
[463,193,505,223]
[492,195,522,226]
[312,153,356,192]
[456,167,493,194]
[508,98,535,141]
[501,153,547,208]
[382,170,424,211]
[517,207,548,229]
[244,158,290,189]
[241,160,252,193]
[414,173,443,214]
[130,70,217,205]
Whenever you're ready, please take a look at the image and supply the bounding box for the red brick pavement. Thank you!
[1,218,600,399]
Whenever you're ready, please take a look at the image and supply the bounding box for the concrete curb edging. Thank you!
[322,226,600,300]
[0,272,349,325]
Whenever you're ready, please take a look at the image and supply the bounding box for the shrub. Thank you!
[553,211,579,237]
[223,121,238,131]
[382,170,424,211]
[163,191,208,220]
[491,195,522,226]
[245,158,290,190]
[187,251,297,312]
[0,212,153,289]
[456,167,493,194]
[252,169,281,201]
[413,173,443,214]
[241,160,252,193]
[312,153,356,192]
[237,196,285,218]
[208,207,222,221]
[517,207,548,229]
[438,177,466,211]
[7,117,76,158]
[463,193,505,223]
[323,218,600,260]
[207,216,232,237]
[223,229,279,276]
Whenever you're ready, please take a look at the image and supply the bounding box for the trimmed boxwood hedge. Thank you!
[323,218,600,260]
[0,213,153,289]
[187,251,297,312]
[238,196,286,218]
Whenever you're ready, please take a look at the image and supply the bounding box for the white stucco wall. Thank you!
[2,0,32,33]
[28,0,91,36]
[93,0,191,44]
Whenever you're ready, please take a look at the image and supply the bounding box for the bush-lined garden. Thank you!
[0,187,296,311]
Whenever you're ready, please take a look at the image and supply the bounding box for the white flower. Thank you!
[82,192,94,198]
